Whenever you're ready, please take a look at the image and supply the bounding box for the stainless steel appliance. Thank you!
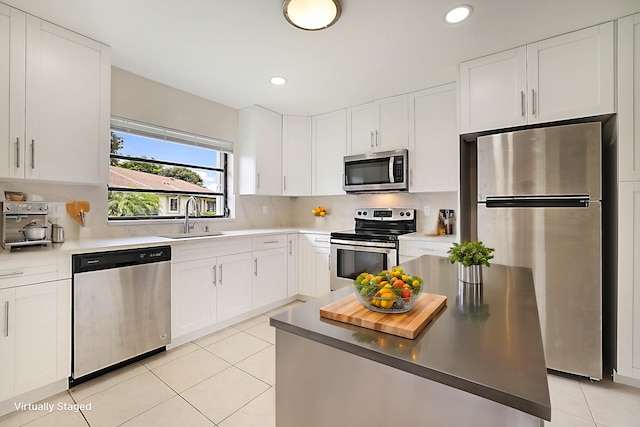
[1,201,51,251]
[330,208,416,290]
[343,149,408,193]
[71,246,172,385]
[476,122,602,379]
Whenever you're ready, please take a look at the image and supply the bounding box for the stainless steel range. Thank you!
[1,201,51,251]
[330,208,416,290]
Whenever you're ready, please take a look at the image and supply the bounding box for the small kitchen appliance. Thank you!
[330,208,416,290]
[343,149,409,193]
[1,201,51,251]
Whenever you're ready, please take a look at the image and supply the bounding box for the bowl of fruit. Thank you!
[353,266,424,313]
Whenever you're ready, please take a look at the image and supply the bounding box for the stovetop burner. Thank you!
[330,208,416,242]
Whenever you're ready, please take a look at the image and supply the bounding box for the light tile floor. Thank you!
[1,300,640,427]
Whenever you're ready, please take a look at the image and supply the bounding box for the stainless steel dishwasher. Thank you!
[70,246,171,386]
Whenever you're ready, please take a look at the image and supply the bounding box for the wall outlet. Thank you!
[263,205,268,215]
[423,205,431,216]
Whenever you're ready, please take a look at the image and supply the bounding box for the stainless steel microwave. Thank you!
[343,149,408,193]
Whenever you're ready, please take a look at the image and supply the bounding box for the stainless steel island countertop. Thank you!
[270,255,551,422]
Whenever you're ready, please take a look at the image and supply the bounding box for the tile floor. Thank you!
[1,300,640,427]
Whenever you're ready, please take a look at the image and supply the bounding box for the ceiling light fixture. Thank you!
[444,5,473,24]
[283,0,342,31]
[270,76,287,86]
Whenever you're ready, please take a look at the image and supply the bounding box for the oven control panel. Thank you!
[354,208,415,221]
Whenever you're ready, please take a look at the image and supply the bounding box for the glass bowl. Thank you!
[353,269,423,314]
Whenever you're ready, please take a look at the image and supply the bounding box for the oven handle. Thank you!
[330,239,397,249]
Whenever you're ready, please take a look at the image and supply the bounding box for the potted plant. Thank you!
[447,241,495,284]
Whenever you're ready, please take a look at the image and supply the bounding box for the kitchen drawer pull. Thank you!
[15,138,20,168]
[0,271,24,278]
[315,238,328,243]
[4,301,8,337]
[520,91,525,117]
[31,139,35,169]
[263,240,279,244]
[418,247,435,251]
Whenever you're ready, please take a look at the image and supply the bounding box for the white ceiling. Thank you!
[5,0,640,116]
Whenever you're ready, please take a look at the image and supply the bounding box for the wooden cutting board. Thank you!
[319,293,447,339]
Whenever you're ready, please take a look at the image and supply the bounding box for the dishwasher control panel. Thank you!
[73,246,171,273]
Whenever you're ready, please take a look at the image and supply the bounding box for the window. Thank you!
[108,117,232,220]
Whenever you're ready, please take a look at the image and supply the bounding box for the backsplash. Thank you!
[1,181,457,239]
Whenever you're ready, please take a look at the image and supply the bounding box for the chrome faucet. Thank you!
[184,196,200,234]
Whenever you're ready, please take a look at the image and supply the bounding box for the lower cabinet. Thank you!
[252,247,287,308]
[299,233,331,298]
[217,253,253,322]
[287,234,299,297]
[171,257,216,338]
[0,279,70,402]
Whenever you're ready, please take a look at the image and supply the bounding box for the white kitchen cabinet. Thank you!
[171,257,216,338]
[618,13,640,182]
[347,95,409,154]
[1,5,110,184]
[217,252,253,322]
[399,238,454,264]
[298,233,331,298]
[617,182,640,382]
[312,109,346,195]
[408,83,458,193]
[0,279,71,402]
[282,115,312,195]
[238,105,283,195]
[252,247,287,308]
[287,233,299,297]
[459,22,614,133]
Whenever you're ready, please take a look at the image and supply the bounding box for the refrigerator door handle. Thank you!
[484,195,591,208]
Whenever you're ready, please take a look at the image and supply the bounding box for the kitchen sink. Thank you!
[160,231,224,239]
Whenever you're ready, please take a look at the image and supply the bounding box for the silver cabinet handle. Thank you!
[0,271,24,278]
[283,175,286,192]
[4,301,8,337]
[254,258,258,276]
[520,91,525,117]
[328,254,331,270]
[256,172,261,190]
[370,131,374,148]
[213,265,217,286]
[289,240,293,255]
[15,138,20,168]
[315,238,328,243]
[31,139,35,169]
[263,240,279,244]
[531,89,536,116]
[375,130,379,146]
[219,264,222,285]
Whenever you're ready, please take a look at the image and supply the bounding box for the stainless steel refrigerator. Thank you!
[476,122,602,379]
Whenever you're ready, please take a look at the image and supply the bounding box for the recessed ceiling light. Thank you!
[444,5,473,24]
[270,76,287,86]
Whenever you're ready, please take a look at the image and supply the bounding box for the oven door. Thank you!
[330,240,397,291]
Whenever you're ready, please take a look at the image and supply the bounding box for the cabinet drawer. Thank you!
[399,240,453,258]
[305,234,331,248]
[0,256,59,289]
[252,234,287,251]
[172,238,251,263]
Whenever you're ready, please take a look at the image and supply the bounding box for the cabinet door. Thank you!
[313,246,331,297]
[459,47,527,133]
[287,234,299,297]
[25,15,109,184]
[0,287,15,401]
[527,22,614,125]
[618,14,640,182]
[282,115,312,196]
[346,102,375,154]
[255,106,282,195]
[217,252,252,321]
[312,109,346,195]
[0,5,25,179]
[253,248,287,308]
[375,94,408,151]
[617,181,640,380]
[171,258,216,338]
[408,84,458,193]
[14,280,70,395]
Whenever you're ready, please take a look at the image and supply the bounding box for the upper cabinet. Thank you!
[312,109,346,196]
[282,115,312,196]
[238,105,283,195]
[408,83,458,193]
[618,13,640,182]
[347,95,408,154]
[459,22,615,133]
[0,5,110,185]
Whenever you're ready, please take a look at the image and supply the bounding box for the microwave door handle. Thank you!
[389,157,394,183]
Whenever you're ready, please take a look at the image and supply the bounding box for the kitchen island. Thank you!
[270,255,551,427]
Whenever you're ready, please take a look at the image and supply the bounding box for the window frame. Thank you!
[108,117,231,221]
